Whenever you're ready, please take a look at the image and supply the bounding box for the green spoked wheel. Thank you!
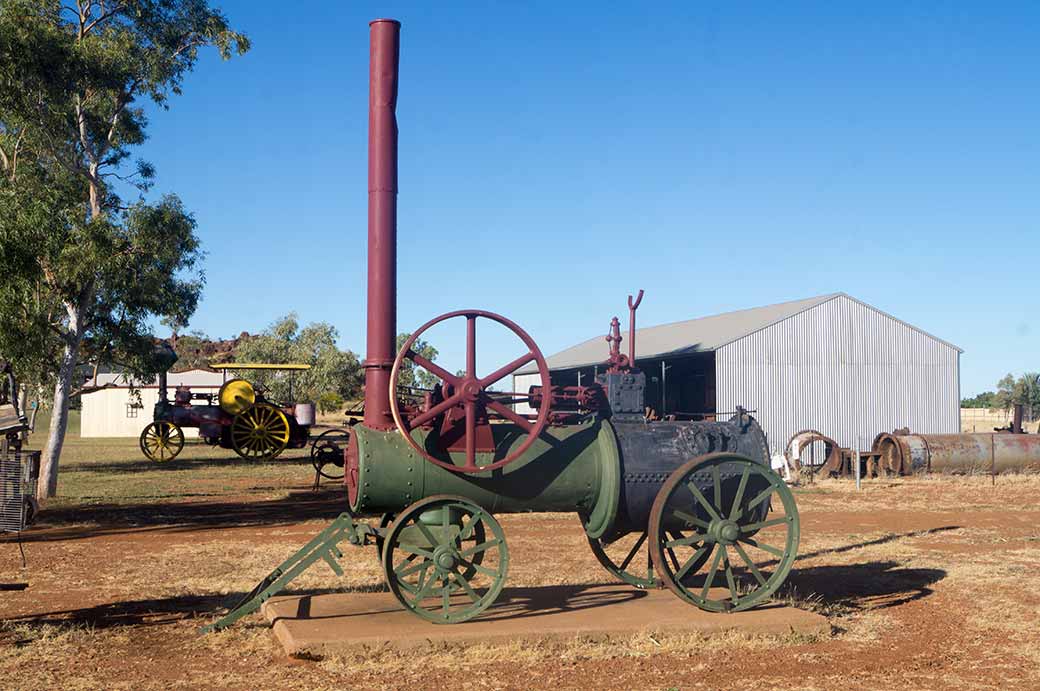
[139,421,185,462]
[381,495,508,624]
[231,403,290,460]
[587,531,658,589]
[649,452,799,613]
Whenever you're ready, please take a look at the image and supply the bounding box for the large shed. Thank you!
[514,293,961,453]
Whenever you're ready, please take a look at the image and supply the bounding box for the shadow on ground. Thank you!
[3,488,347,543]
[64,451,313,474]
[783,560,946,611]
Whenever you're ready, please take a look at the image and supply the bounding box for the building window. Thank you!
[126,403,140,418]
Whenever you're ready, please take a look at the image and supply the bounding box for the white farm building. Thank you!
[80,369,224,438]
[514,293,961,454]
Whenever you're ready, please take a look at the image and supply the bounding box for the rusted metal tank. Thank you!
[873,432,1040,474]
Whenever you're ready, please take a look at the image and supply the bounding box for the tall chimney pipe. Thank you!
[363,19,400,430]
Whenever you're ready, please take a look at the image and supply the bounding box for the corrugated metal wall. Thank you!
[715,295,960,453]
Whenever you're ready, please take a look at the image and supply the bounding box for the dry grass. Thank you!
[5,428,1040,689]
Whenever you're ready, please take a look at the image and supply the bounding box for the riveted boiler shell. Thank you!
[611,414,771,533]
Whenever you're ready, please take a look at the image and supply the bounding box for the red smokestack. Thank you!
[363,19,400,430]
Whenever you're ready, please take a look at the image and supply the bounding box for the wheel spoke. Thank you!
[722,547,739,603]
[618,532,648,572]
[450,572,481,603]
[459,538,501,558]
[685,482,722,522]
[700,545,724,599]
[409,350,459,386]
[674,544,711,581]
[458,558,497,578]
[738,536,785,558]
[478,351,536,389]
[484,399,533,433]
[413,520,440,548]
[739,517,791,532]
[459,511,484,540]
[407,391,464,429]
[442,580,451,613]
[731,542,767,586]
[665,533,704,549]
[712,465,722,510]
[730,464,751,519]
[747,484,776,511]
[397,544,436,560]
[395,556,428,578]
[411,571,440,603]
[466,315,476,378]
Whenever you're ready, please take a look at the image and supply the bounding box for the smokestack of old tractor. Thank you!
[363,19,401,431]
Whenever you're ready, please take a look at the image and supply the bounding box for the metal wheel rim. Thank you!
[231,404,290,460]
[649,453,800,612]
[381,495,508,624]
[139,421,185,462]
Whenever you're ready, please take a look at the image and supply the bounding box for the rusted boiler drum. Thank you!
[873,433,1040,474]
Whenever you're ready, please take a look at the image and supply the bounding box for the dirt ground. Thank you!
[2,430,1039,690]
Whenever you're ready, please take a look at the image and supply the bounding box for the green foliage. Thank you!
[317,391,345,415]
[0,0,248,494]
[993,372,1040,413]
[961,391,998,409]
[395,332,440,390]
[234,314,361,405]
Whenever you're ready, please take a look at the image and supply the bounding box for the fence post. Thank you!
[855,436,861,491]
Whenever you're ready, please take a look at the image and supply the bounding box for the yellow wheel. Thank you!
[231,403,290,460]
[139,421,185,462]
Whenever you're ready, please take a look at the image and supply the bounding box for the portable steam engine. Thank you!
[203,18,799,631]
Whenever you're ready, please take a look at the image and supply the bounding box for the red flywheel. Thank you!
[389,310,552,473]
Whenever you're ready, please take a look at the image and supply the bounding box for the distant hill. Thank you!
[166,332,255,372]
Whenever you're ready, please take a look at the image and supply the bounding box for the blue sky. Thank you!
[139,2,1039,396]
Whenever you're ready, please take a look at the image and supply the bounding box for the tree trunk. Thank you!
[18,385,29,443]
[38,310,83,498]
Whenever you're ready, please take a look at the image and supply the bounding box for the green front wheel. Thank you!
[381,495,508,624]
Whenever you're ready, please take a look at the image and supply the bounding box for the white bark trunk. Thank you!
[38,309,83,498]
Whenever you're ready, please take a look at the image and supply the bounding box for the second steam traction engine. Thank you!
[203,18,799,631]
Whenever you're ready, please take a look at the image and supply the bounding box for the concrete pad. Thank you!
[261,584,830,657]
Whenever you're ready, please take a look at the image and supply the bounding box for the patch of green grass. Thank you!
[26,411,318,506]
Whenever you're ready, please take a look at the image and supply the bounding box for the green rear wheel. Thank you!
[649,453,799,612]
[381,495,508,624]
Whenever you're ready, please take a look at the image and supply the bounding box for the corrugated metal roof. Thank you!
[520,292,962,374]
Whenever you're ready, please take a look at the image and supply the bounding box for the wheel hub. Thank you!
[460,379,482,401]
[709,519,741,545]
[433,545,459,571]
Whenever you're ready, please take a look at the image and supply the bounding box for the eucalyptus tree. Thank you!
[0,0,248,497]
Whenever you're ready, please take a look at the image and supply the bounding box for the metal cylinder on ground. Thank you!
[872,432,1040,474]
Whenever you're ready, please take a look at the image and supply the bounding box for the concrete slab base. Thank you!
[261,584,830,657]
